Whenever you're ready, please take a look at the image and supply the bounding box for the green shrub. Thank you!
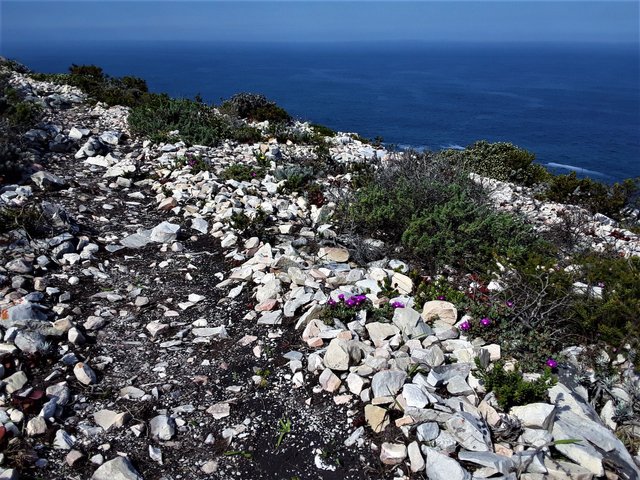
[129,94,261,146]
[219,93,291,123]
[310,123,336,137]
[221,163,263,182]
[229,208,273,241]
[401,195,543,273]
[569,254,640,351]
[444,141,551,186]
[414,278,468,311]
[540,172,638,220]
[476,359,556,410]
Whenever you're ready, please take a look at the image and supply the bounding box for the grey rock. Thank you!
[379,442,407,465]
[402,384,429,408]
[424,447,471,480]
[91,456,143,480]
[4,371,28,393]
[510,403,555,429]
[26,416,47,436]
[120,232,152,249]
[14,330,48,353]
[150,415,175,440]
[74,362,97,385]
[99,131,121,146]
[31,171,67,190]
[54,429,74,449]
[416,422,440,442]
[445,411,493,452]
[411,345,445,367]
[371,370,407,398]
[457,450,515,474]
[149,222,181,243]
[427,363,471,387]
[5,258,33,274]
[1,302,48,329]
[392,307,432,339]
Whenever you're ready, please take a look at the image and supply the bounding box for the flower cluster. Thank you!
[458,317,493,332]
[328,293,368,309]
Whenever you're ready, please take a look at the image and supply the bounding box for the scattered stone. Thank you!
[149,415,175,441]
[380,442,407,465]
[74,363,97,385]
[91,456,143,480]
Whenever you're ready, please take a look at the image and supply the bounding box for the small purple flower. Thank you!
[251,172,257,177]
[480,317,491,327]
[459,320,471,331]
[327,298,336,307]
[338,294,345,301]
[391,301,405,309]
[506,301,514,308]
[345,298,356,308]
[546,358,558,369]
[437,295,446,301]
[596,282,605,288]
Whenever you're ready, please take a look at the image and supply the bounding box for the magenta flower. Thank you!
[437,295,446,301]
[459,320,471,331]
[480,317,491,327]
[596,282,605,288]
[327,298,336,307]
[345,298,356,308]
[506,301,514,308]
[391,301,405,309]
[338,294,345,301]
[546,358,558,369]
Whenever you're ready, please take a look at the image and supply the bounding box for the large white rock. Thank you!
[407,441,424,472]
[510,403,555,429]
[445,411,492,452]
[371,370,407,398]
[323,339,351,371]
[424,447,472,480]
[422,301,458,325]
[91,456,143,480]
[149,222,181,243]
[379,442,407,465]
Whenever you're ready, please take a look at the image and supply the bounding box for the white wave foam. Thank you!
[441,143,465,150]
[545,162,609,178]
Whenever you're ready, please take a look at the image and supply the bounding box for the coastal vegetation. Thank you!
[5,60,640,370]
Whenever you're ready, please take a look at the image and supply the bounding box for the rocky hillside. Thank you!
[1,60,639,480]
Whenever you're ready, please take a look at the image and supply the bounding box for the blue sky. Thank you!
[1,1,638,45]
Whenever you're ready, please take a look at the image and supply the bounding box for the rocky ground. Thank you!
[1,66,639,480]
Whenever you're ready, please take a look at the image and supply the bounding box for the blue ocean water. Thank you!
[4,41,639,181]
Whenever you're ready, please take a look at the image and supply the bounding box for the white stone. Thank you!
[380,442,407,465]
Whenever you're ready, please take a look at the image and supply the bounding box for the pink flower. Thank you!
[546,358,558,369]
[480,317,491,327]
[459,320,471,331]
[437,295,446,301]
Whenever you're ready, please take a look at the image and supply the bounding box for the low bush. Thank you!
[129,94,262,146]
[343,151,541,274]
[219,93,291,124]
[540,172,638,220]
[310,123,336,137]
[401,194,542,273]
[0,69,41,183]
[443,140,551,186]
[31,64,150,108]
[476,359,556,410]
[569,253,640,351]
[221,163,264,182]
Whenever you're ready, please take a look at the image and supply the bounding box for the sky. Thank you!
[1,1,639,47]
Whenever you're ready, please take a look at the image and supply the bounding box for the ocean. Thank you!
[3,41,639,182]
